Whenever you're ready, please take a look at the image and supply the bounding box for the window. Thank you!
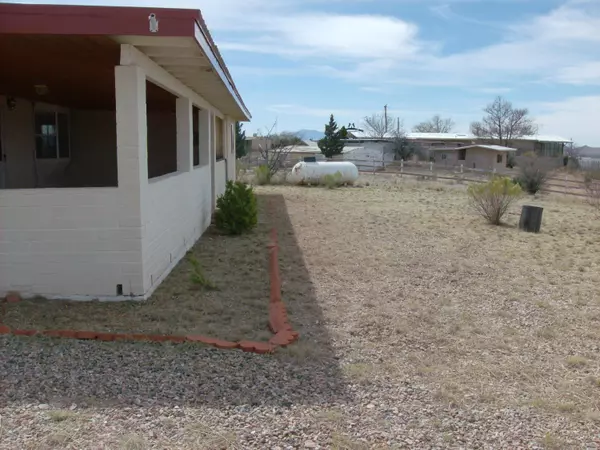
[193,106,200,167]
[441,153,447,160]
[458,149,466,160]
[497,154,503,164]
[35,111,70,159]
[215,116,224,160]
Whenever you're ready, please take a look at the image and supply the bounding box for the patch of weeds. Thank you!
[342,362,377,383]
[183,423,238,448]
[321,171,343,189]
[586,375,600,387]
[585,410,600,423]
[317,408,345,425]
[187,254,217,290]
[566,355,587,368]
[46,409,78,423]
[535,300,550,309]
[44,431,72,448]
[120,434,148,450]
[556,402,577,413]
[530,397,551,410]
[540,432,565,450]
[536,326,557,339]
[331,432,369,450]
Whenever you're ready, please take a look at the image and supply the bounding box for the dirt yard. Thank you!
[2,178,600,449]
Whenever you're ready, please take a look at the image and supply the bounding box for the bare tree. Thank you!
[256,120,295,183]
[363,112,399,138]
[412,115,455,133]
[470,96,538,147]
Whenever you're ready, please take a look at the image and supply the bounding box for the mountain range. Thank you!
[292,129,324,141]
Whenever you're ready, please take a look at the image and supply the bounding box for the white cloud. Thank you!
[554,62,600,85]
[534,96,600,145]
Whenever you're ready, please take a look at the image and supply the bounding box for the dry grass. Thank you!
[256,178,600,418]
[3,198,275,342]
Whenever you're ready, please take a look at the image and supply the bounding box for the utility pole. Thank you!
[384,104,388,135]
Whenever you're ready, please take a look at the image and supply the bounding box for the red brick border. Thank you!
[0,227,299,354]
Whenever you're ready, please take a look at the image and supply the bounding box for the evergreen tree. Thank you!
[318,114,347,158]
[235,122,247,159]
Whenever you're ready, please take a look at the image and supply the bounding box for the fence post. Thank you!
[401,159,404,178]
[565,174,568,194]
[429,161,433,172]
[493,167,497,175]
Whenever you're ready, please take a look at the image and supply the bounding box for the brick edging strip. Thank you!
[0,226,299,355]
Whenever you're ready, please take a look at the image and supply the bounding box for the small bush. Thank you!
[321,171,343,189]
[467,176,522,225]
[584,170,600,210]
[187,255,216,289]
[215,181,258,235]
[254,165,271,185]
[514,156,549,194]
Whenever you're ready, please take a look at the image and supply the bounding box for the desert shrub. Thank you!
[215,181,258,235]
[187,255,216,289]
[585,170,600,210]
[467,176,522,225]
[514,156,550,194]
[254,165,271,185]
[321,171,343,189]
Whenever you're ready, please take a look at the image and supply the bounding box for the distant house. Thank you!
[432,145,516,171]
[346,130,571,158]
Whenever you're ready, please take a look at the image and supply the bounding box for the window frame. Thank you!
[497,153,503,164]
[33,103,71,160]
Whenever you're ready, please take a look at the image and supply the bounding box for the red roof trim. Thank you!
[0,3,250,119]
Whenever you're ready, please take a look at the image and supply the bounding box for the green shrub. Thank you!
[215,181,258,235]
[187,254,216,289]
[467,176,522,225]
[514,156,550,194]
[321,171,343,189]
[254,165,271,185]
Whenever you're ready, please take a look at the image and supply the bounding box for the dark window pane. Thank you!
[35,112,56,136]
[35,112,57,159]
[36,135,57,159]
[57,113,70,158]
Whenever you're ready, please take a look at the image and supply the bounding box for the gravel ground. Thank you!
[2,180,600,449]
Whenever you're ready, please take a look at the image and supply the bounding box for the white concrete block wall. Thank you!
[142,166,212,296]
[215,160,227,198]
[0,187,144,298]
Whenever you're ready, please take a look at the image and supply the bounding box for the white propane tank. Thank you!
[288,161,359,185]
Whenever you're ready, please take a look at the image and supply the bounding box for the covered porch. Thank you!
[0,4,250,299]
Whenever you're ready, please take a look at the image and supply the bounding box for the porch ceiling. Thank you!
[0,3,251,121]
[113,35,246,120]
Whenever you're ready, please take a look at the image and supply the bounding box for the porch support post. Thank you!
[115,65,148,192]
[176,97,193,172]
[198,108,211,168]
[115,64,147,295]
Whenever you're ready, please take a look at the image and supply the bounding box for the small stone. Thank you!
[38,404,49,410]
[367,404,375,409]
[69,404,77,410]
[304,441,317,448]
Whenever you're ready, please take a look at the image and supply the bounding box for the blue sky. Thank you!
[17,0,600,144]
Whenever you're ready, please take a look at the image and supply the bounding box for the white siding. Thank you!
[0,187,144,298]
[215,159,227,198]
[142,166,212,296]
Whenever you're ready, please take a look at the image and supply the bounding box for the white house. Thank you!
[0,4,250,300]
